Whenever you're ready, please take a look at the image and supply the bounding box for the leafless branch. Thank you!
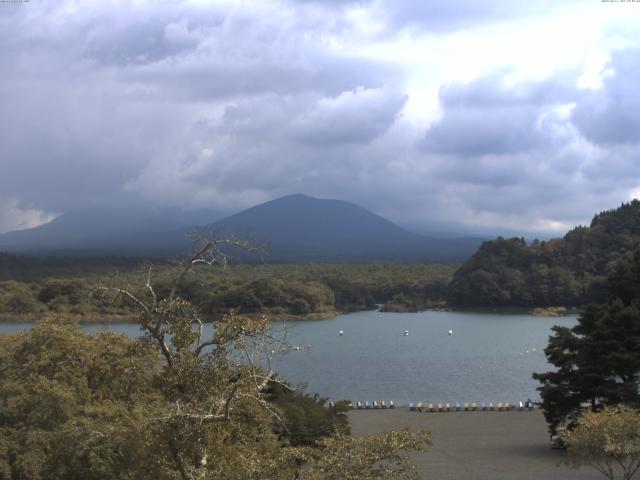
[94,286,151,315]
[168,233,262,302]
[145,265,157,307]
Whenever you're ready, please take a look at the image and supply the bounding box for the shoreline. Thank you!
[0,311,344,324]
[0,305,581,324]
[0,313,141,324]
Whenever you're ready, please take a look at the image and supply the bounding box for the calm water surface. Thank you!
[1,310,576,405]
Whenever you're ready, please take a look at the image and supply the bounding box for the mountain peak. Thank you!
[207,195,480,261]
[276,193,314,201]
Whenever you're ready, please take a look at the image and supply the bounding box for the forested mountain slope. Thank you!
[449,200,640,307]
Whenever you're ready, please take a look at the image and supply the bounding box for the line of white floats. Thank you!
[406,400,535,412]
[343,400,535,411]
[351,400,396,409]
[338,329,453,336]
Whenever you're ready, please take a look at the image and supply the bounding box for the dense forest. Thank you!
[449,200,640,308]
[0,256,455,321]
[0,239,428,479]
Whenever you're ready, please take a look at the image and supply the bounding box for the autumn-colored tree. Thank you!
[561,406,640,480]
[303,429,430,480]
[0,237,429,479]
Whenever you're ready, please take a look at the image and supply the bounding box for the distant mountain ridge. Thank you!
[0,207,219,254]
[449,200,640,307]
[206,194,482,261]
[0,194,484,261]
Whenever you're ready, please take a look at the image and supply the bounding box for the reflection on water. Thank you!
[0,310,576,405]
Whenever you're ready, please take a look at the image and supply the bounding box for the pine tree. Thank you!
[534,252,640,434]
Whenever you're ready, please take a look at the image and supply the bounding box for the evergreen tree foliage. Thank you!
[450,201,640,307]
[534,251,640,434]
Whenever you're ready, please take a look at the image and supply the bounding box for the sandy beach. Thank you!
[348,409,602,480]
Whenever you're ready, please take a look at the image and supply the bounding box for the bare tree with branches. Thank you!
[83,234,429,480]
[93,235,304,479]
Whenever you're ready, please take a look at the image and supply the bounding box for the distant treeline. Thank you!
[10,200,637,315]
[449,200,640,307]
[0,253,165,281]
[0,257,455,320]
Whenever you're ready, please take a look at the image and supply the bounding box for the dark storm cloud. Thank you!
[422,107,547,156]
[422,73,577,156]
[0,0,405,232]
[438,75,578,108]
[410,65,640,233]
[291,89,408,145]
[77,3,399,99]
[0,2,224,65]
[125,86,408,211]
[0,0,638,236]
[572,48,640,145]
[81,11,218,66]
[129,53,399,101]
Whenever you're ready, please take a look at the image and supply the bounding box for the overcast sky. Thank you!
[1,0,640,236]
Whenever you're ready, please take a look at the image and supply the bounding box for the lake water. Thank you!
[0,310,576,405]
